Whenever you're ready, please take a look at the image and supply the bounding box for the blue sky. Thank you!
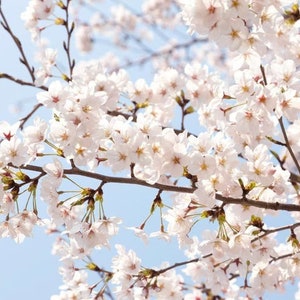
[0,1,299,299]
[0,3,62,298]
[0,4,185,298]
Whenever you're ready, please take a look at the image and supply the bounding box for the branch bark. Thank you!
[13,163,300,212]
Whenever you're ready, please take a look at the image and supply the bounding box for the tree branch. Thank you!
[251,222,300,243]
[155,257,200,275]
[216,193,300,212]
[11,164,300,212]
[0,5,35,82]
[260,65,300,175]
[0,73,47,90]
[278,116,300,174]
[19,103,44,130]
[113,37,206,71]
[62,0,75,80]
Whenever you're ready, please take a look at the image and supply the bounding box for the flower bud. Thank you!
[15,171,30,183]
[56,0,66,9]
[55,18,65,26]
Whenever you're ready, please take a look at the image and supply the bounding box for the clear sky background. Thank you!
[0,2,63,299]
[0,1,299,299]
[0,3,187,299]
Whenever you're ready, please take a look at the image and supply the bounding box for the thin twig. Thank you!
[19,103,44,130]
[251,222,300,243]
[0,73,47,90]
[269,252,295,263]
[260,64,267,86]
[155,257,200,275]
[113,37,206,71]
[260,65,300,175]
[62,0,75,80]
[278,116,300,174]
[0,5,35,82]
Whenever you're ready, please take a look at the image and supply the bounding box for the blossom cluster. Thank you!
[1,0,300,299]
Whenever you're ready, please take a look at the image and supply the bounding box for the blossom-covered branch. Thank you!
[2,1,300,299]
[12,162,300,213]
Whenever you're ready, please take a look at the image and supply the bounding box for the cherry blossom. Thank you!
[0,136,28,167]
[2,0,300,299]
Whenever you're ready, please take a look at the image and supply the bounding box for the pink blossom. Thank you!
[0,136,28,167]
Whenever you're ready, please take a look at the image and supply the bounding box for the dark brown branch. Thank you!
[216,194,300,212]
[0,5,35,82]
[0,74,46,130]
[290,172,300,183]
[17,164,194,193]
[261,65,300,175]
[153,257,200,276]
[12,163,300,212]
[19,103,44,130]
[62,0,75,79]
[260,64,267,86]
[251,222,300,243]
[0,73,47,90]
[269,252,295,263]
[278,116,300,174]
